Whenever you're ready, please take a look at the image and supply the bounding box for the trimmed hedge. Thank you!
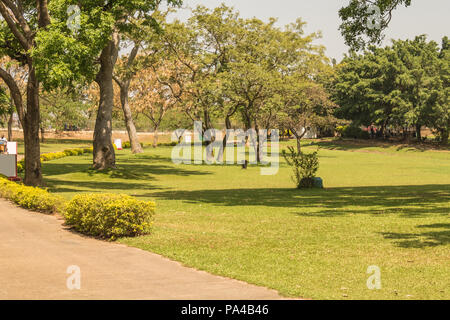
[0,177,64,214]
[17,147,93,173]
[0,177,155,239]
[4,146,156,240]
[64,193,155,240]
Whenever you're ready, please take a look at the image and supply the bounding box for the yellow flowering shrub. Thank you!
[0,177,65,213]
[64,194,155,240]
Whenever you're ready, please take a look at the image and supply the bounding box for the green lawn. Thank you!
[40,139,449,300]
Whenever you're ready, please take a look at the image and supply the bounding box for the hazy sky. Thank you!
[170,0,450,60]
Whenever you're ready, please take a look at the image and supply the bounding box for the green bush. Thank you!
[63,148,83,156]
[0,177,65,213]
[64,193,155,240]
[122,141,131,149]
[282,146,320,189]
[339,125,370,139]
[40,151,66,162]
[17,160,24,173]
[122,141,144,149]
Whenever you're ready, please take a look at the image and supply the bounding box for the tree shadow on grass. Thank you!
[381,223,450,248]
[43,161,213,180]
[118,154,175,163]
[148,184,450,217]
[45,178,168,193]
[306,139,450,153]
[42,158,213,193]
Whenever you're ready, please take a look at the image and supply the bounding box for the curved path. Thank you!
[0,199,283,300]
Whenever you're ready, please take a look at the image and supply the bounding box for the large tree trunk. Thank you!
[23,67,42,186]
[7,112,13,141]
[119,83,143,154]
[93,39,117,170]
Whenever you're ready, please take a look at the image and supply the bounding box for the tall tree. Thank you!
[332,36,448,143]
[129,65,180,148]
[0,0,51,185]
[222,17,328,162]
[113,42,144,154]
[157,5,241,134]
[34,0,181,170]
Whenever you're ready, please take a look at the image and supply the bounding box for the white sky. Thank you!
[169,0,450,60]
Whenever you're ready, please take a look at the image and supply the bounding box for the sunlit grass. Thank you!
[41,139,450,299]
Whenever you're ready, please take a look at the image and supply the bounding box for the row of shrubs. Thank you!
[0,177,64,213]
[0,175,156,240]
[3,144,155,239]
[17,147,94,173]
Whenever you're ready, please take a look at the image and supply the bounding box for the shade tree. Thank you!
[34,0,182,170]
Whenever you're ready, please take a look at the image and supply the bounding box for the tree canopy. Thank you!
[339,0,412,51]
[332,35,449,143]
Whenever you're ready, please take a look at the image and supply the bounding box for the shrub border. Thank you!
[2,146,155,240]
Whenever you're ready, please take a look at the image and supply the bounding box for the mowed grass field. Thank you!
[38,139,449,300]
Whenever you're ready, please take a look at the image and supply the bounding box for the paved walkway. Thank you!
[0,199,283,300]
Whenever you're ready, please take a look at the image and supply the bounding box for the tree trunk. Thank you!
[241,111,252,170]
[23,67,42,186]
[119,83,143,154]
[217,114,233,162]
[93,40,117,170]
[153,125,159,148]
[296,137,302,154]
[291,128,307,154]
[40,127,45,143]
[416,124,422,142]
[439,128,449,145]
[7,112,13,141]
[255,123,261,163]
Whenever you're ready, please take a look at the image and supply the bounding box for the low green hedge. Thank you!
[64,193,155,240]
[0,177,65,214]
[17,147,94,173]
[5,146,156,240]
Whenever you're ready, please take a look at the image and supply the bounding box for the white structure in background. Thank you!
[114,139,122,150]
[299,127,318,139]
[0,142,18,178]
[6,142,17,155]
